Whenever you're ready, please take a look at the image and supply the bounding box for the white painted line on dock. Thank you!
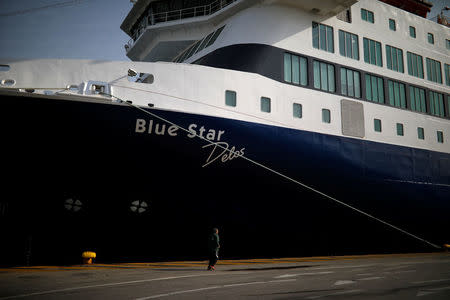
[416,286,450,297]
[306,289,364,299]
[0,274,213,300]
[334,280,356,285]
[135,286,221,300]
[275,271,334,278]
[135,279,297,299]
[358,276,384,281]
[412,278,450,284]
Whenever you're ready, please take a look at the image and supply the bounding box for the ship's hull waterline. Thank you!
[1,93,448,266]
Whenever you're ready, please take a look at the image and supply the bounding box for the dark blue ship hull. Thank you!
[1,93,449,266]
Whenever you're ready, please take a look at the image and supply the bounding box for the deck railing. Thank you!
[126,0,238,51]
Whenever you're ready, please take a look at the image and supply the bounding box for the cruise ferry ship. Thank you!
[0,0,449,266]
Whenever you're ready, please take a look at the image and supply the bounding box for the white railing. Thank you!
[126,0,238,51]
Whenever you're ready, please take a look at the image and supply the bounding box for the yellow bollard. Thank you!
[82,251,96,264]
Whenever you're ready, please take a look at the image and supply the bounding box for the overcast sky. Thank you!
[0,0,448,62]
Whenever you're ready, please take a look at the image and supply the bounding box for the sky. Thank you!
[0,0,448,62]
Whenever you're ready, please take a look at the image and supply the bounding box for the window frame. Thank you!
[312,22,334,53]
[322,108,331,123]
[338,29,359,60]
[225,90,237,107]
[293,103,303,119]
[386,45,404,73]
[363,37,383,67]
[409,26,416,38]
[396,123,404,136]
[313,60,335,92]
[417,127,425,140]
[389,19,396,31]
[260,96,271,113]
[374,118,382,132]
[427,33,434,44]
[437,131,444,143]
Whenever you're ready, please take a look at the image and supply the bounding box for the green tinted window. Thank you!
[445,64,450,86]
[388,80,406,108]
[260,97,271,113]
[293,103,302,118]
[341,67,361,98]
[429,91,444,117]
[437,131,444,143]
[225,90,236,107]
[386,45,404,73]
[417,127,424,140]
[427,33,434,44]
[361,9,374,23]
[322,109,331,123]
[363,37,382,66]
[313,22,334,53]
[426,58,442,84]
[389,19,396,31]
[339,30,359,60]
[365,74,384,103]
[284,53,292,83]
[397,123,404,136]
[409,86,427,113]
[374,119,382,132]
[284,53,307,86]
[407,52,424,79]
[313,60,335,92]
[409,26,416,38]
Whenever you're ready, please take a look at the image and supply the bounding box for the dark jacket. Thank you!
[208,232,220,251]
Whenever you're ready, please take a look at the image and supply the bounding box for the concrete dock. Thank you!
[1,253,449,299]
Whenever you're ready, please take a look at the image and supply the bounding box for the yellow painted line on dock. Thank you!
[0,252,446,273]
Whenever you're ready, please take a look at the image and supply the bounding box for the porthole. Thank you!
[1,79,15,86]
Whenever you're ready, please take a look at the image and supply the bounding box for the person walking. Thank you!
[207,228,220,270]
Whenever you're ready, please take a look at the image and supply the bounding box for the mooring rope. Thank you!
[100,90,442,250]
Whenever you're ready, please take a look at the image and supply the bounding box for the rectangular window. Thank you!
[293,103,302,118]
[260,97,271,113]
[284,53,307,86]
[313,60,335,92]
[409,86,427,113]
[339,30,359,60]
[322,109,331,123]
[407,52,424,78]
[426,58,442,84]
[389,19,396,31]
[363,37,382,66]
[386,45,404,73]
[427,33,434,44]
[447,39,450,50]
[361,8,374,23]
[337,8,352,23]
[445,64,450,86]
[205,26,225,48]
[225,90,236,107]
[417,127,425,140]
[365,74,384,103]
[374,119,382,132]
[340,67,361,98]
[387,80,406,108]
[312,22,334,53]
[429,91,444,117]
[397,123,404,136]
[409,26,416,38]
[437,131,444,143]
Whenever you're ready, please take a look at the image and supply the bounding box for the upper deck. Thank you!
[121,0,358,61]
